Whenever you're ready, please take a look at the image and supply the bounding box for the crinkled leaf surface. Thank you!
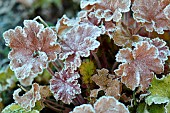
[50,69,81,104]
[3,20,61,81]
[141,36,170,63]
[91,68,122,99]
[59,23,101,71]
[115,41,164,91]
[70,96,129,113]
[132,0,170,34]
[81,0,131,22]
[94,96,129,113]
[70,104,95,113]
[2,103,39,113]
[13,83,41,111]
[113,23,142,47]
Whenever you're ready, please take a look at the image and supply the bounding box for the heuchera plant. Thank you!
[1,0,170,113]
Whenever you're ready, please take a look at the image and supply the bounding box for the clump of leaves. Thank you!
[1,0,170,112]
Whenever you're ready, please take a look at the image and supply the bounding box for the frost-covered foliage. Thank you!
[132,0,170,34]
[3,20,61,85]
[1,0,170,112]
[70,96,130,113]
[115,41,164,91]
[50,69,81,104]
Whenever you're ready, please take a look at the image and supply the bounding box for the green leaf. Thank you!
[145,95,169,105]
[148,74,170,98]
[0,66,17,91]
[2,103,39,113]
[33,101,44,111]
[137,102,165,113]
[145,74,170,106]
[147,104,165,113]
[79,60,96,84]
[165,102,170,113]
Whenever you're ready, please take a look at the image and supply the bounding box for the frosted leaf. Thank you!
[3,20,61,81]
[94,96,130,113]
[151,38,169,62]
[113,22,142,47]
[70,104,95,113]
[140,36,170,63]
[18,73,37,86]
[13,83,41,111]
[81,0,131,22]
[132,0,170,34]
[50,69,81,104]
[59,24,101,71]
[56,15,78,37]
[91,68,122,99]
[115,41,164,91]
[164,4,170,19]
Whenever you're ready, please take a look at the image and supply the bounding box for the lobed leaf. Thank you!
[13,83,41,111]
[132,0,170,34]
[115,41,164,91]
[50,69,81,104]
[3,20,61,84]
[94,96,129,113]
[70,96,129,113]
[91,68,122,99]
[145,73,170,113]
[70,104,95,113]
[59,23,101,71]
[81,0,131,22]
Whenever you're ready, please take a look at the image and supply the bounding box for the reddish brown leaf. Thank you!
[132,0,170,34]
[3,20,61,83]
[115,41,164,91]
[91,68,122,99]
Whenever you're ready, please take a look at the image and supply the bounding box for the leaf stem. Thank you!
[33,16,49,27]
[52,61,60,72]
[47,66,55,76]
[91,51,102,69]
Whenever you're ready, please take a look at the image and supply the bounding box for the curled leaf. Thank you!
[91,68,122,99]
[81,0,131,22]
[50,69,81,104]
[13,83,41,111]
[3,20,61,83]
[132,0,170,34]
[115,41,164,91]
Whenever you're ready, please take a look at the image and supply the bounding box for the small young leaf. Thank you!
[79,60,96,84]
[91,68,122,99]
